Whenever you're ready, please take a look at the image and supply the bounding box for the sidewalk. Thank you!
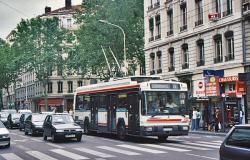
[189,130,228,137]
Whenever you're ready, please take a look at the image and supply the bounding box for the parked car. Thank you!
[24,114,47,136]
[6,113,21,129]
[18,109,32,114]
[0,112,9,126]
[43,113,83,142]
[220,124,250,160]
[19,113,32,131]
[0,121,10,148]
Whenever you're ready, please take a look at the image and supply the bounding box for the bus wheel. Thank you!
[117,124,126,140]
[158,135,168,142]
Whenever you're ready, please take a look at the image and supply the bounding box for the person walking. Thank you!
[196,109,201,130]
[191,107,197,131]
[215,108,222,132]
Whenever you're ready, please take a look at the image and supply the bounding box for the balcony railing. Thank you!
[154,1,160,8]
[222,10,232,17]
[225,54,234,61]
[168,66,175,72]
[155,34,161,40]
[150,70,155,75]
[157,68,162,74]
[182,63,189,69]
[149,36,154,42]
[180,25,187,32]
[167,30,173,36]
[148,5,153,11]
[195,19,203,27]
[197,59,205,67]
[214,56,223,63]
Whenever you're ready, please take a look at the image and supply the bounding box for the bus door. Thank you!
[90,96,98,129]
[109,94,117,131]
[128,92,140,135]
[97,95,108,131]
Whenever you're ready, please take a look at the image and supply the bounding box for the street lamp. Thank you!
[98,20,128,76]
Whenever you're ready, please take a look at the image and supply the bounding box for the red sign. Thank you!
[219,76,238,83]
[237,81,246,95]
[205,76,220,97]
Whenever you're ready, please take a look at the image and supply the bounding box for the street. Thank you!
[0,129,223,160]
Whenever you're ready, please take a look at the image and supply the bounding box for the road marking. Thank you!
[51,149,89,159]
[163,143,212,150]
[75,148,115,158]
[186,153,217,160]
[17,135,28,139]
[182,142,220,149]
[9,133,17,135]
[15,145,31,151]
[26,151,57,160]
[0,153,23,160]
[101,138,124,143]
[213,140,223,143]
[198,141,221,146]
[13,140,27,142]
[117,144,166,154]
[97,146,141,156]
[30,138,43,142]
[141,144,190,152]
[46,142,65,149]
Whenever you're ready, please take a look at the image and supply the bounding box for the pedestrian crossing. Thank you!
[0,140,221,160]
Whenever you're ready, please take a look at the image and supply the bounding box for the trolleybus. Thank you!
[73,76,189,141]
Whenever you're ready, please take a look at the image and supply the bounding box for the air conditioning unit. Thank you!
[208,13,220,21]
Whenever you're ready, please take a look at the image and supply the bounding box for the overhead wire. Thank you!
[0,0,29,17]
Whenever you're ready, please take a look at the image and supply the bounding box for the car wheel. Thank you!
[77,136,82,142]
[6,142,10,148]
[158,135,168,142]
[43,133,47,141]
[19,127,22,131]
[31,129,34,136]
[52,134,57,143]
[117,124,126,140]
[24,128,28,135]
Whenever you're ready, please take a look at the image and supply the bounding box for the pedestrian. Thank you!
[191,107,197,131]
[215,108,222,132]
[239,109,244,124]
[196,109,201,130]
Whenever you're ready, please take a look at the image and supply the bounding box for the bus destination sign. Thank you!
[150,83,180,89]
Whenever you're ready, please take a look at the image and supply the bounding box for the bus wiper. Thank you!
[151,113,160,117]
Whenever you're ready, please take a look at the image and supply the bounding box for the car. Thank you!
[43,113,83,142]
[0,112,9,126]
[24,114,47,136]
[19,113,32,131]
[18,109,32,114]
[0,121,10,148]
[220,124,250,160]
[6,113,21,129]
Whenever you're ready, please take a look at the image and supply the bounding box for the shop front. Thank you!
[38,98,64,112]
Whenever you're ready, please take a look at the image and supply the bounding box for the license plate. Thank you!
[163,128,173,131]
[65,134,75,138]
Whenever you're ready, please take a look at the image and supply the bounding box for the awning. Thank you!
[38,99,64,106]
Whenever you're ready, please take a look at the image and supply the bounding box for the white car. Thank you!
[0,121,10,148]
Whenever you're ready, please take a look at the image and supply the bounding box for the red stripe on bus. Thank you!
[77,85,140,95]
[147,119,182,123]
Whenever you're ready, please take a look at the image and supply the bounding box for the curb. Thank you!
[189,131,227,137]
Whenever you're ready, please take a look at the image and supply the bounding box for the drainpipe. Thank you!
[242,0,246,65]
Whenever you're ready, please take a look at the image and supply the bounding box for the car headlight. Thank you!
[182,126,189,130]
[144,127,153,132]
[75,129,83,132]
[56,129,64,133]
[1,134,9,138]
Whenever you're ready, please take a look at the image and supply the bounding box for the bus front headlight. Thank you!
[144,127,153,132]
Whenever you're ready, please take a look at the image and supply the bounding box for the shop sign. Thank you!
[193,79,205,97]
[237,81,246,95]
[219,76,238,83]
[205,76,220,97]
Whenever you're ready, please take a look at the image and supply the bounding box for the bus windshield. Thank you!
[143,91,186,115]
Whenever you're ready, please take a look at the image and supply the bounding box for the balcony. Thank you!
[154,1,160,8]
[182,63,189,69]
[197,60,205,67]
[150,70,155,75]
[180,25,187,32]
[214,56,223,63]
[222,10,232,17]
[157,68,162,74]
[208,13,221,21]
[155,34,161,40]
[167,30,173,36]
[195,19,203,27]
[168,66,175,72]
[148,5,153,11]
[149,36,154,42]
[225,54,234,61]
[243,0,250,17]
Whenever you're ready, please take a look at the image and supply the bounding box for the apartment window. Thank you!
[156,51,162,74]
[223,0,233,17]
[67,18,72,28]
[214,34,223,63]
[167,9,173,36]
[68,81,73,93]
[180,2,187,32]
[168,47,175,71]
[215,0,221,14]
[155,15,161,40]
[57,81,63,93]
[196,39,205,66]
[78,81,83,87]
[150,53,155,75]
[149,18,154,42]
[182,43,189,69]
[225,31,234,61]
[195,0,203,26]
[48,82,53,93]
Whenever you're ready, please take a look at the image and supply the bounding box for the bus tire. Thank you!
[158,135,168,142]
[117,123,126,140]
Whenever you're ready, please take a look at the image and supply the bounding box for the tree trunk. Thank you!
[5,86,10,109]
[43,81,48,111]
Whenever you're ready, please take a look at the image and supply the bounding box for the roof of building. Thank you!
[40,5,83,17]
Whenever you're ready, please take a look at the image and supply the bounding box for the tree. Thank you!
[11,17,69,111]
[69,0,144,79]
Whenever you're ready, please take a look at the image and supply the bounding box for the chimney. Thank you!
[45,6,51,14]
[65,0,72,9]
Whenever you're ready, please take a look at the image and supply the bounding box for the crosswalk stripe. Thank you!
[46,143,65,149]
[74,148,115,158]
[198,141,221,146]
[117,144,166,154]
[26,151,57,160]
[182,142,220,149]
[1,153,23,160]
[97,146,141,156]
[213,140,223,143]
[30,138,43,142]
[51,149,89,160]
[163,143,212,150]
[141,144,190,152]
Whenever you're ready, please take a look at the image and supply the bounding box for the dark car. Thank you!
[24,114,47,136]
[6,113,21,129]
[43,113,83,142]
[19,113,32,131]
[220,124,250,160]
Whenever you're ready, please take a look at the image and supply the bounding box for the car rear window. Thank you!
[226,128,250,149]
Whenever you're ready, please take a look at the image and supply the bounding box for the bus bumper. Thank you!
[140,125,189,136]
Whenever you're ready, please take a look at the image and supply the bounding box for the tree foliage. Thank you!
[69,0,144,79]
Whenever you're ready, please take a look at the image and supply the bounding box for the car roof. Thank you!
[51,113,69,115]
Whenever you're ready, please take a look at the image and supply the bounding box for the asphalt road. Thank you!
[0,129,224,160]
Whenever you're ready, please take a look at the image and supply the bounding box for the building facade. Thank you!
[144,0,247,131]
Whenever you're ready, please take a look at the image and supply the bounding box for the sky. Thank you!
[0,0,82,39]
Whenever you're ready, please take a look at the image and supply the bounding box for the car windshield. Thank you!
[143,91,186,116]
[226,128,250,149]
[12,114,21,119]
[32,115,47,122]
[52,115,74,124]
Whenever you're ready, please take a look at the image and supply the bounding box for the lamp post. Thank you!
[99,20,128,76]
